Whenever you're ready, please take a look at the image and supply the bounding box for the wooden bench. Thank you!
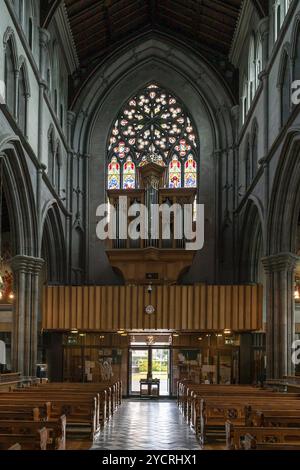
[0,427,48,450]
[226,424,300,450]
[243,433,300,450]
[0,415,66,450]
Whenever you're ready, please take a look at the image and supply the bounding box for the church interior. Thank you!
[1,0,300,453]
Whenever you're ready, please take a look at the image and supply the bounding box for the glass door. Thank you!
[129,348,149,395]
[151,348,170,396]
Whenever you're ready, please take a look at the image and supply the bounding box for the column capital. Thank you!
[261,252,299,273]
[258,17,269,38]
[11,255,44,274]
[39,28,51,48]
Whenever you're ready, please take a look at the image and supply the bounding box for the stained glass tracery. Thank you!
[123,156,136,189]
[184,154,197,188]
[107,83,199,189]
[108,157,120,190]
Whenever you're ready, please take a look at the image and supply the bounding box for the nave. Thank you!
[92,400,201,451]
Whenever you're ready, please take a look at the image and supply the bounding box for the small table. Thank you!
[140,378,160,398]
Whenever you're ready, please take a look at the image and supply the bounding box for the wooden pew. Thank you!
[198,397,300,446]
[0,415,66,450]
[8,443,22,450]
[248,409,300,427]
[0,427,48,450]
[226,423,300,450]
[243,433,300,450]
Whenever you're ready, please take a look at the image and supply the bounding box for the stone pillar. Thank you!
[11,255,44,377]
[262,253,298,379]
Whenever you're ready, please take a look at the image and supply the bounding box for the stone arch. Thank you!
[290,12,300,61]
[239,197,264,283]
[41,202,66,283]
[18,56,31,96]
[277,42,291,87]
[0,135,38,257]
[267,127,300,254]
[3,27,18,70]
[70,33,235,284]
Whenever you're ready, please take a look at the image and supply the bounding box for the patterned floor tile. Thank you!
[92,399,201,450]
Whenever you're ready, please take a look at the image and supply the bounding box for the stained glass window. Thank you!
[123,156,136,189]
[108,157,120,189]
[107,83,199,189]
[184,154,197,188]
[169,155,181,188]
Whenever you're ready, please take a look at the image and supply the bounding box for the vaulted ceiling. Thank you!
[64,0,243,68]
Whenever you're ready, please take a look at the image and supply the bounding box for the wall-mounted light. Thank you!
[71,329,78,334]
[294,278,300,301]
[224,329,232,335]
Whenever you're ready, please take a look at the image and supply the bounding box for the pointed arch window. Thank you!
[4,38,16,115]
[28,17,33,50]
[17,63,29,136]
[184,154,197,188]
[248,35,255,105]
[123,156,136,189]
[108,157,120,190]
[169,155,181,188]
[106,84,199,189]
[281,52,291,126]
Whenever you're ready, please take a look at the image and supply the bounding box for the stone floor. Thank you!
[92,399,201,450]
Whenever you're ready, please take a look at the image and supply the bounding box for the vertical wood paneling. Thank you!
[194,285,200,330]
[42,284,263,332]
[200,285,206,330]
[207,285,213,329]
[225,285,232,328]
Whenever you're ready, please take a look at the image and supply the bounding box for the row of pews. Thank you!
[177,381,300,450]
[0,380,122,450]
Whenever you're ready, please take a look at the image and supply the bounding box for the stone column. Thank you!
[262,253,298,379]
[11,255,44,377]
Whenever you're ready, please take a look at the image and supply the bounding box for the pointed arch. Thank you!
[267,128,300,254]
[47,124,55,183]
[3,28,18,116]
[239,198,264,283]
[291,13,300,80]
[0,135,38,257]
[277,44,291,127]
[3,27,18,69]
[248,33,256,105]
[41,202,66,283]
[106,82,199,190]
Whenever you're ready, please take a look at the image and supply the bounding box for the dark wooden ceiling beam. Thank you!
[158,6,232,44]
[65,0,99,17]
[202,0,240,17]
[252,0,269,18]
[160,13,230,50]
[41,0,63,28]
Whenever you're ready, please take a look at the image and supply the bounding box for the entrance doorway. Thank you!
[129,347,170,396]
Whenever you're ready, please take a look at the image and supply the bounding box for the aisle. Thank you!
[92,399,201,450]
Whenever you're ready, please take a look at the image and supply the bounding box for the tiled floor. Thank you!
[92,399,201,450]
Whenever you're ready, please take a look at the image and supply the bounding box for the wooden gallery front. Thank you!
[42,284,263,395]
